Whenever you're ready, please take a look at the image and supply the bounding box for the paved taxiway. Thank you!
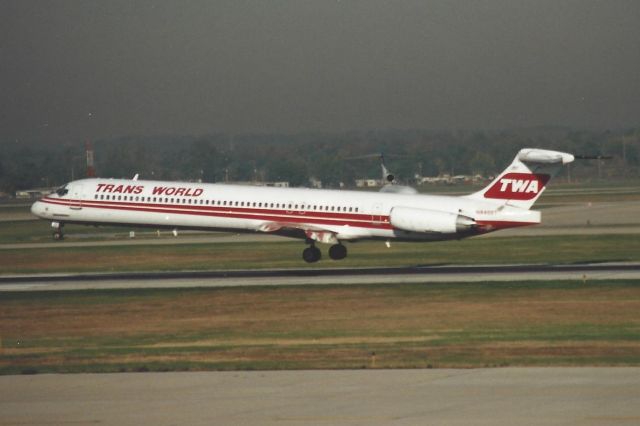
[1,263,639,291]
[2,368,639,425]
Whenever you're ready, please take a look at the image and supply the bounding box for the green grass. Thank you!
[0,204,31,214]
[1,281,639,374]
[0,219,192,244]
[1,233,639,274]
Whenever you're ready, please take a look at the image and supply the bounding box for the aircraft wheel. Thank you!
[52,231,64,241]
[302,246,321,263]
[329,244,347,260]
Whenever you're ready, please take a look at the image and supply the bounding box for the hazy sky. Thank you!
[1,0,639,144]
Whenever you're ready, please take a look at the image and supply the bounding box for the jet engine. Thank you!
[389,207,476,234]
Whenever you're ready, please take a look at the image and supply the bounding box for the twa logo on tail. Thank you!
[484,173,550,200]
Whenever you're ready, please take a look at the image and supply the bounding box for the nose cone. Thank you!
[31,200,44,218]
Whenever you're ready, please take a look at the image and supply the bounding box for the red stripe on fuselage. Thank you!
[41,197,393,230]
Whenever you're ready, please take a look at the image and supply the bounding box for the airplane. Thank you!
[31,148,574,262]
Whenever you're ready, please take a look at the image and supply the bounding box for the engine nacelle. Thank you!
[389,207,476,234]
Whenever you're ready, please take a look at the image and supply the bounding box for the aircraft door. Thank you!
[70,184,84,210]
[372,203,384,224]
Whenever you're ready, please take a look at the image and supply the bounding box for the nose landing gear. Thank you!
[51,222,64,241]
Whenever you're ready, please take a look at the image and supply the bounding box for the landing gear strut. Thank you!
[51,222,64,241]
[302,244,322,263]
[329,244,347,260]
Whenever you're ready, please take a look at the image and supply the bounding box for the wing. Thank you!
[258,221,341,244]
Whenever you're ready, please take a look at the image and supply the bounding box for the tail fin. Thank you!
[466,148,574,210]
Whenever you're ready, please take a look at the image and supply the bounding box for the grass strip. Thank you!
[1,280,639,373]
[2,233,640,274]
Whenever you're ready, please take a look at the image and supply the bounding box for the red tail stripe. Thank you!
[483,173,550,201]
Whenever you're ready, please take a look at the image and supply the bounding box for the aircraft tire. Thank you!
[302,246,321,263]
[329,244,347,260]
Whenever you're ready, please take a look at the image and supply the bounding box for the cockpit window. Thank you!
[55,185,69,196]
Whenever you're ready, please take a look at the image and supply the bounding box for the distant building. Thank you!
[309,177,322,189]
[266,181,290,188]
[418,174,486,185]
[355,178,383,188]
[15,188,53,199]
[229,181,290,188]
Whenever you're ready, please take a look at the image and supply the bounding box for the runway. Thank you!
[1,262,639,291]
[2,368,639,425]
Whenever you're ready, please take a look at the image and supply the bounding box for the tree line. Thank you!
[1,127,639,194]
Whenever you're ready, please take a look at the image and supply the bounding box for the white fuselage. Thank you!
[31,178,540,242]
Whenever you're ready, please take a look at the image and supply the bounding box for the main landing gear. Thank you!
[51,221,64,241]
[302,244,322,263]
[302,243,348,263]
[328,244,347,260]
